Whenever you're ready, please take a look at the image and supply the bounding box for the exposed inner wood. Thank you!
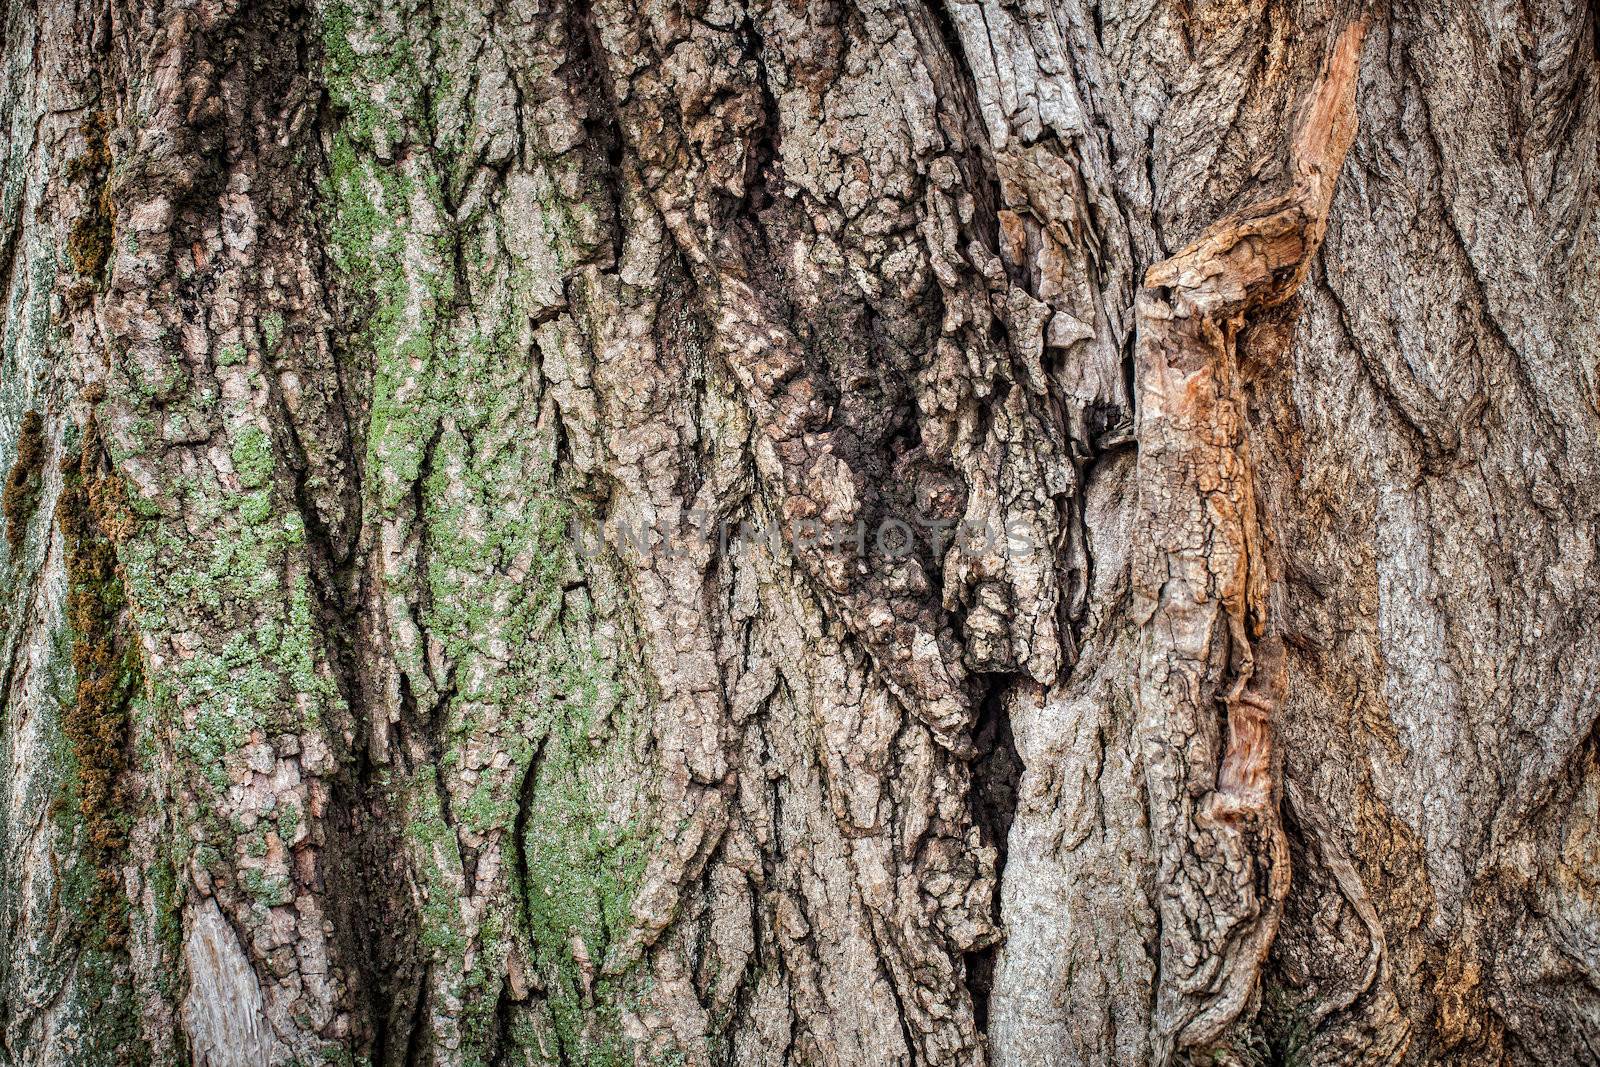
[1131,19,1368,1055]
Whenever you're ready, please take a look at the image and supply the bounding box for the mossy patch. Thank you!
[518,704,648,1067]
[43,418,152,1065]
[65,112,114,287]
[5,408,46,551]
[1258,981,1313,1066]
[55,417,142,942]
[316,5,653,1062]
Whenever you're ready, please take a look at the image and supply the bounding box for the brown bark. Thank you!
[1130,22,1363,1056]
[0,1,1595,1065]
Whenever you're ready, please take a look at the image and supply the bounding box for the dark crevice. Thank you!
[401,965,431,1067]
[488,972,519,1067]
[964,676,1023,1033]
[512,734,547,954]
[271,112,428,1061]
[495,730,550,1060]
[861,911,924,1067]
[737,15,782,216]
[655,252,713,510]
[925,0,1008,263]
[0,205,23,341]
[566,0,628,257]
[299,14,439,1059]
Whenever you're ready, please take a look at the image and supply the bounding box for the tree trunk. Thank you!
[1,0,1595,1064]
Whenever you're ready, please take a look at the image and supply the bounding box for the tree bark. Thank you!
[0,1,1595,1065]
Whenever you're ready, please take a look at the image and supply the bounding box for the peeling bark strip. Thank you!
[1132,21,1367,1057]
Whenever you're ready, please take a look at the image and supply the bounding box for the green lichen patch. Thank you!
[1258,981,1313,1067]
[403,768,469,960]
[118,461,339,788]
[230,425,275,489]
[145,852,186,1005]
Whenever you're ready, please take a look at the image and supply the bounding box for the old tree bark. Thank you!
[1,0,1597,1063]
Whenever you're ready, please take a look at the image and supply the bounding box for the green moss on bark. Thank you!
[46,418,152,1066]
[65,112,113,290]
[55,417,141,940]
[4,408,46,551]
[318,6,653,1062]
[518,674,648,1067]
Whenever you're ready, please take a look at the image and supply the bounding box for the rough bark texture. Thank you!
[0,1,1595,1065]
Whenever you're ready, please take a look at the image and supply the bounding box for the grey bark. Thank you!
[0,1,1595,1065]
